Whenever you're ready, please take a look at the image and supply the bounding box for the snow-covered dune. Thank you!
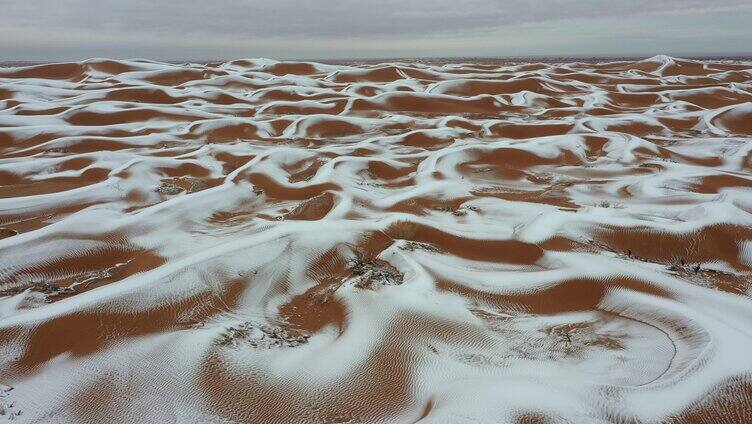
[1,56,752,423]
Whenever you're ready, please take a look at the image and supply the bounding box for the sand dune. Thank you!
[1,55,752,423]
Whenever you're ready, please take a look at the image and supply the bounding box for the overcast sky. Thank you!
[2,0,751,61]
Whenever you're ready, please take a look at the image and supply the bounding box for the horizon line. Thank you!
[2,52,752,66]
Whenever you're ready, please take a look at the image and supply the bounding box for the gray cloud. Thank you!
[1,0,751,60]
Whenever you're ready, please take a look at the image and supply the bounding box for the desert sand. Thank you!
[1,55,752,423]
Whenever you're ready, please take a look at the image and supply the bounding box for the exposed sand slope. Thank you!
[1,55,752,423]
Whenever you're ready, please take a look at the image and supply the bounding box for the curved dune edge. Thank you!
[1,56,752,422]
